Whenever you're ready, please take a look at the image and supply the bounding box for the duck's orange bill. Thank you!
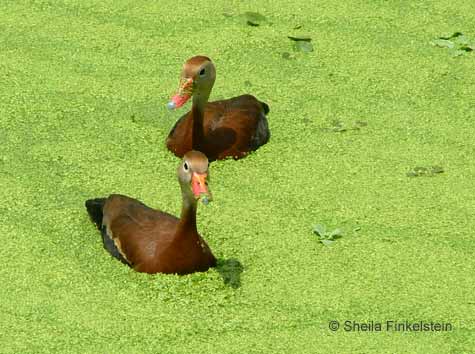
[191,172,209,198]
[168,93,191,109]
[167,78,193,110]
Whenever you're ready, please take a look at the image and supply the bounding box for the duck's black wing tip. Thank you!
[85,198,107,230]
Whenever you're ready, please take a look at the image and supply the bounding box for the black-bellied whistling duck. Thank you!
[84,151,216,274]
[166,56,270,161]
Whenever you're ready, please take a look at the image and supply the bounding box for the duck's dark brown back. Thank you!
[102,194,216,274]
[166,94,269,160]
[103,195,178,269]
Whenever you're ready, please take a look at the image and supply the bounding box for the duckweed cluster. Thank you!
[1,0,474,353]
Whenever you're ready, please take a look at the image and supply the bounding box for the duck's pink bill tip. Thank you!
[166,101,176,110]
[167,94,191,111]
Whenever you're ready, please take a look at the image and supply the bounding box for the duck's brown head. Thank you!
[167,56,216,110]
[177,150,212,205]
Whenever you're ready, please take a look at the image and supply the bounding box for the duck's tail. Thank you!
[85,198,106,229]
[261,101,270,115]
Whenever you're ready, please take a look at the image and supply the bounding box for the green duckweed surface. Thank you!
[1,1,474,353]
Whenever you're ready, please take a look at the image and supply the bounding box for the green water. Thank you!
[1,1,474,353]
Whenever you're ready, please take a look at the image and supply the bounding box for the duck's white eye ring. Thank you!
[199,68,206,76]
[183,162,189,171]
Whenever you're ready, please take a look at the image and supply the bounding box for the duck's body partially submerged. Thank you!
[166,56,270,161]
[85,151,216,275]
[167,94,269,161]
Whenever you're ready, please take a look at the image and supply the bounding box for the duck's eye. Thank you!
[183,162,189,171]
[199,68,206,76]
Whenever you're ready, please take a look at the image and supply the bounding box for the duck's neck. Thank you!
[191,92,209,151]
[177,191,198,235]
